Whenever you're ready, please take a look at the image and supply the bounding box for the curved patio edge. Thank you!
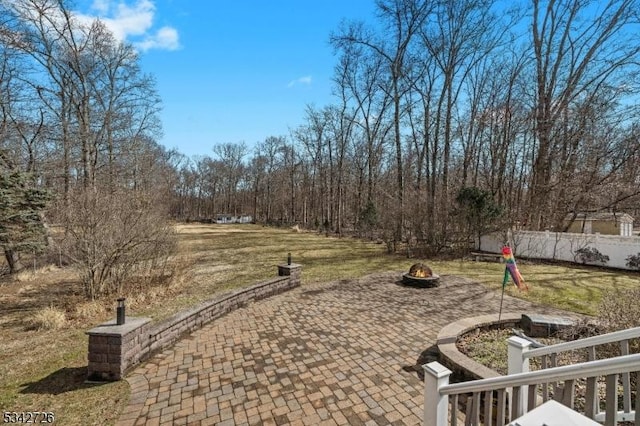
[115,374,149,426]
[436,313,522,380]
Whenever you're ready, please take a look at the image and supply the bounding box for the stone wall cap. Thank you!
[521,313,575,326]
[87,317,152,337]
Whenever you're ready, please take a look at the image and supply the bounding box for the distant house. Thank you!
[563,212,634,236]
[215,214,253,224]
[236,215,253,224]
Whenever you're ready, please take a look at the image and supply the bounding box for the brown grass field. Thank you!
[0,223,638,424]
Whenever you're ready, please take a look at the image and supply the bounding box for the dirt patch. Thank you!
[456,328,567,375]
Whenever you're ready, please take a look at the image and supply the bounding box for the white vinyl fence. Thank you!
[480,230,640,270]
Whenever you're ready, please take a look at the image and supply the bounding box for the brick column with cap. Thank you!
[278,263,302,288]
[86,316,151,381]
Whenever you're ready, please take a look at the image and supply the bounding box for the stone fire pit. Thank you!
[402,263,440,287]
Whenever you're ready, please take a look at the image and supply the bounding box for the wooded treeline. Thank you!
[2,0,640,282]
[174,0,640,250]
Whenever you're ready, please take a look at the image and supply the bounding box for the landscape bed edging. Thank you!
[436,313,523,380]
[86,263,302,381]
[436,312,577,381]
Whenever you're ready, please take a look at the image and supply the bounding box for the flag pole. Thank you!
[499,281,505,321]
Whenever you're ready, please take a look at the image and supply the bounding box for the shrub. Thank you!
[557,318,602,341]
[626,253,640,270]
[599,288,640,334]
[358,200,378,236]
[598,288,640,367]
[29,306,66,330]
[574,247,609,265]
[60,187,177,299]
[74,301,108,321]
[455,186,502,251]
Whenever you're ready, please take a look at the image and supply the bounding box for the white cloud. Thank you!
[77,0,180,51]
[91,0,111,15]
[287,75,312,88]
[136,26,180,51]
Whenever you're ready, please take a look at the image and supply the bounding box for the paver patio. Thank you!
[116,272,571,426]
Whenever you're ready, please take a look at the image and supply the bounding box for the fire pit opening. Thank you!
[402,263,440,287]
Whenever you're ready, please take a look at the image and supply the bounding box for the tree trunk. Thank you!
[4,249,22,274]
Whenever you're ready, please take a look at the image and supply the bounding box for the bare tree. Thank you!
[62,187,176,299]
[332,0,430,242]
[1,0,163,200]
[528,0,640,230]
[415,0,504,247]
[212,142,247,216]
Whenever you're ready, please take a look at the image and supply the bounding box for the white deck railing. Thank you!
[510,326,640,424]
[424,326,640,426]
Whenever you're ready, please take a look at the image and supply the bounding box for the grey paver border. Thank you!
[117,375,149,426]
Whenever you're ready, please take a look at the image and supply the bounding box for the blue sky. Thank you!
[74,0,376,158]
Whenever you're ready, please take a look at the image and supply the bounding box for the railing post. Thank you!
[424,361,452,426]
[507,336,532,418]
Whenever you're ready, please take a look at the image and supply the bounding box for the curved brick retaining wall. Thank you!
[436,313,521,380]
[87,263,301,381]
[436,312,577,380]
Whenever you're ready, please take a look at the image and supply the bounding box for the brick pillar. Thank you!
[278,263,302,287]
[86,316,151,381]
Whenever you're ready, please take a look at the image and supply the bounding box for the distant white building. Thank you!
[215,214,253,224]
[563,212,634,236]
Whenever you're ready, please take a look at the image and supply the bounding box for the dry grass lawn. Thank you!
[0,223,638,424]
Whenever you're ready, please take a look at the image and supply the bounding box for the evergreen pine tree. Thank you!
[0,171,50,273]
[456,187,502,251]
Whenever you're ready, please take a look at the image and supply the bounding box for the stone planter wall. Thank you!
[437,313,521,380]
[436,312,576,381]
[87,263,302,381]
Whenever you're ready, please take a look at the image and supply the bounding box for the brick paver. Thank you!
[116,272,568,425]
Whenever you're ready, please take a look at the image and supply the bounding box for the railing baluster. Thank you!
[541,355,549,402]
[465,393,473,426]
[586,346,599,417]
[496,389,506,426]
[472,392,481,425]
[562,379,575,408]
[550,379,561,402]
[511,386,521,421]
[605,373,618,426]
[527,384,537,411]
[585,375,598,419]
[451,394,458,426]
[635,371,639,426]
[483,391,492,426]
[621,339,631,414]
[550,353,559,398]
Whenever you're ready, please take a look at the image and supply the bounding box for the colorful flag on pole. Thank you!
[502,246,528,290]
